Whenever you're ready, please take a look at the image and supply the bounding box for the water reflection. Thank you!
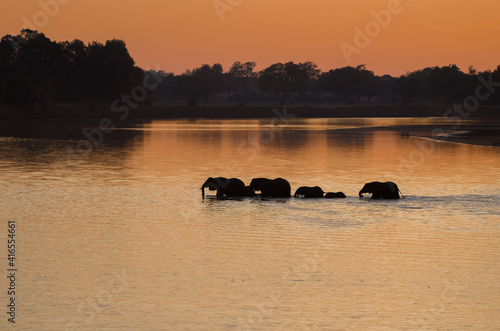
[1,117,499,330]
[0,120,147,178]
[1,117,499,196]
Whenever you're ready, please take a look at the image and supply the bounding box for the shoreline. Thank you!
[361,123,500,147]
[1,104,499,120]
[1,104,499,147]
[418,128,500,147]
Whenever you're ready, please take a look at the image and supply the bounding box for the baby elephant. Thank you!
[294,186,324,198]
[324,192,346,199]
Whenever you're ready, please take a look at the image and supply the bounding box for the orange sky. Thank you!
[1,0,499,76]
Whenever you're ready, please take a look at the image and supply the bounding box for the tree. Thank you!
[0,30,145,110]
[177,63,226,104]
[490,65,500,105]
[0,36,15,104]
[322,65,376,104]
[86,39,143,102]
[5,30,65,109]
[394,73,422,104]
[426,65,467,102]
[149,71,176,102]
[259,61,316,105]
[229,61,257,103]
[394,65,474,104]
[299,61,320,80]
[0,35,16,64]
[59,39,90,101]
[0,76,6,104]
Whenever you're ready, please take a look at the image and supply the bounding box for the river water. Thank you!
[0,118,499,330]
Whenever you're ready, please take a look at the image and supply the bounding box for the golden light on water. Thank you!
[1,119,500,328]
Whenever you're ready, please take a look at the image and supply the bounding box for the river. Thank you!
[0,117,499,330]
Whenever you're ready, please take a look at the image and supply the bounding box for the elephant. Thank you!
[244,186,256,197]
[359,181,402,199]
[249,178,291,198]
[201,177,253,198]
[324,192,346,199]
[294,186,324,198]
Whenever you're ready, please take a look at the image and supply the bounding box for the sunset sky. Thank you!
[1,0,499,76]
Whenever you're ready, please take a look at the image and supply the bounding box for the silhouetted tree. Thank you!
[0,30,144,111]
[490,66,500,105]
[1,29,499,114]
[426,65,469,102]
[0,74,5,105]
[85,39,143,102]
[148,71,176,102]
[177,63,227,105]
[355,65,379,102]
[394,73,422,104]
[0,30,63,109]
[259,61,317,105]
[0,35,16,64]
[59,39,89,101]
[229,61,257,104]
[322,65,376,104]
[299,61,321,80]
[0,36,14,105]
[394,65,477,104]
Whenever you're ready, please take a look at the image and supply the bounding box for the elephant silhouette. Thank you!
[324,192,346,199]
[294,186,324,198]
[201,177,254,198]
[200,177,404,200]
[244,186,256,197]
[359,181,402,199]
[249,178,291,198]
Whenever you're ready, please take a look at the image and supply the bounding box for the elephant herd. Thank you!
[201,177,403,200]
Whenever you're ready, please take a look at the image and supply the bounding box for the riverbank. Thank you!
[1,104,499,147]
[420,125,500,147]
[1,104,500,120]
[359,122,500,147]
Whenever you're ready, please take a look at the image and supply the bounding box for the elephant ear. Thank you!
[203,177,220,191]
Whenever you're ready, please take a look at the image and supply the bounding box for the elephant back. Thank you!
[294,186,323,198]
[250,177,291,197]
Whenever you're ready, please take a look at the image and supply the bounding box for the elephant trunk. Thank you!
[359,190,364,197]
[201,181,219,198]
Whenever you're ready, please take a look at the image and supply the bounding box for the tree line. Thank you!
[158,62,500,106]
[1,30,499,114]
[0,30,143,111]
